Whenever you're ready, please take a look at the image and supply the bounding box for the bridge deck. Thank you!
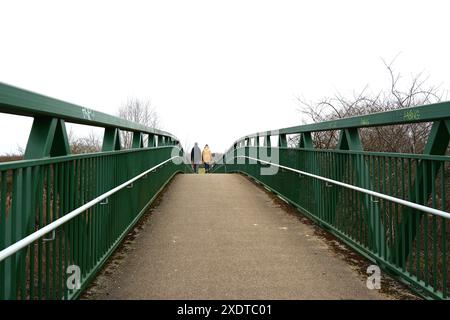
[84,174,401,299]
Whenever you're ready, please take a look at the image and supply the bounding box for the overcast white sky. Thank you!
[1,0,449,154]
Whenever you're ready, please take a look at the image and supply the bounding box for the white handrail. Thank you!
[238,155,450,220]
[0,156,180,262]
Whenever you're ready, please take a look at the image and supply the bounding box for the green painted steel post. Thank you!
[278,134,287,148]
[264,133,271,158]
[149,134,156,147]
[158,135,165,147]
[244,138,250,164]
[299,132,313,148]
[132,132,144,148]
[102,127,121,151]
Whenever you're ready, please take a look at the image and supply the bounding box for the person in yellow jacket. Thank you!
[202,144,212,173]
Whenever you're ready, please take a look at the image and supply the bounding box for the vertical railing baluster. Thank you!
[0,171,7,300]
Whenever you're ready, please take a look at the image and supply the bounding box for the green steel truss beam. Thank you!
[299,132,314,148]
[244,138,250,164]
[24,117,70,159]
[149,134,156,147]
[336,127,362,150]
[102,127,121,151]
[278,134,287,148]
[158,135,165,147]
[132,132,144,148]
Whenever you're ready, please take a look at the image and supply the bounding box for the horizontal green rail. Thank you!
[0,83,193,299]
[0,82,180,159]
[0,82,176,140]
[239,101,450,139]
[213,104,450,300]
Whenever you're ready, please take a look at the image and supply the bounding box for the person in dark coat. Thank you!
[191,142,202,173]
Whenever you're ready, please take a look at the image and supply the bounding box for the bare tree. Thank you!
[68,129,101,154]
[296,57,447,153]
[0,145,24,162]
[117,98,160,148]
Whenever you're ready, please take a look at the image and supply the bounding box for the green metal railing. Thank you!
[212,102,450,299]
[0,83,191,299]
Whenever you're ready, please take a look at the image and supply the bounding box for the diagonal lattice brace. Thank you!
[299,132,313,149]
[24,117,70,159]
[102,127,121,151]
[334,128,388,258]
[132,132,144,148]
[394,120,450,268]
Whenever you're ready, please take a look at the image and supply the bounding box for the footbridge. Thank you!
[0,83,449,300]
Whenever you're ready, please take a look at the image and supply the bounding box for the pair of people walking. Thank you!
[191,143,212,174]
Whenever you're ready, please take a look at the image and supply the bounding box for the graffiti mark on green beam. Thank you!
[404,110,420,121]
[82,108,95,120]
[361,118,370,126]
